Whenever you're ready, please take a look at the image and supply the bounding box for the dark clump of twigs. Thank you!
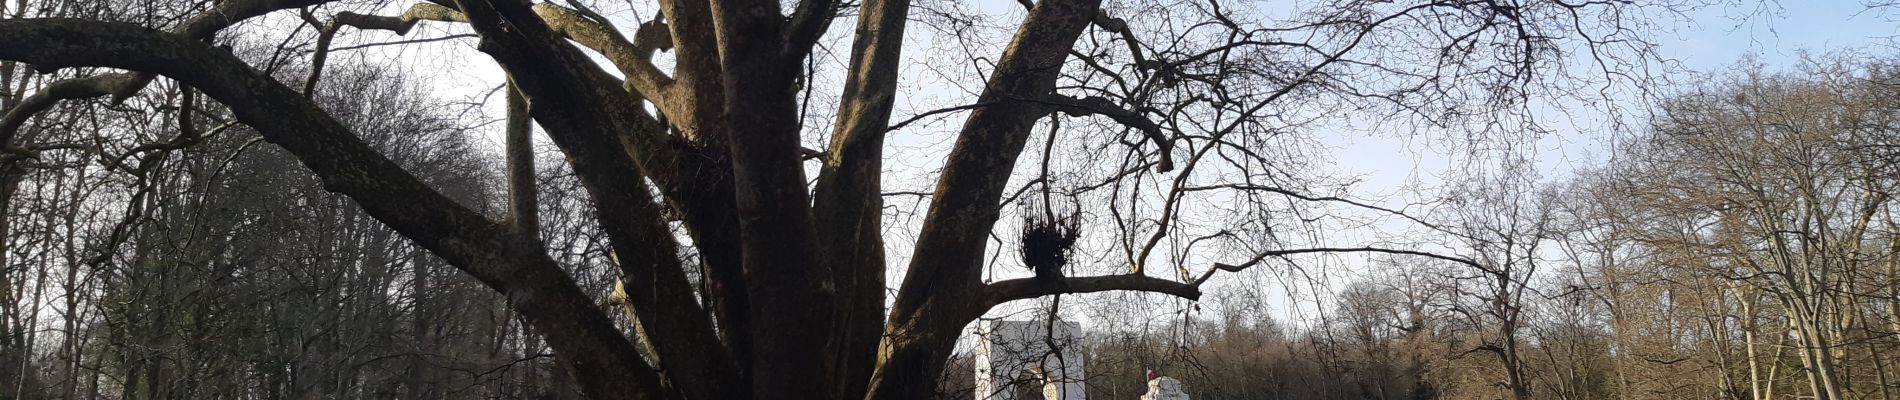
[1019,195,1080,282]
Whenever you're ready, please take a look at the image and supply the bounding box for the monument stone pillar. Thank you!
[973,320,1086,400]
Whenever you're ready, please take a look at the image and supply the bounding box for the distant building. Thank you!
[973,320,1085,400]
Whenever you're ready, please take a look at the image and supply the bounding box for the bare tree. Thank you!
[0,0,1673,398]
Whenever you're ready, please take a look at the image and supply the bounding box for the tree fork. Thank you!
[870,0,1105,396]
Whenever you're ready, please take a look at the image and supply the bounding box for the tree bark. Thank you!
[812,0,911,395]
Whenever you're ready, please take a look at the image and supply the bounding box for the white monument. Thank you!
[974,320,1086,400]
[1141,376,1190,400]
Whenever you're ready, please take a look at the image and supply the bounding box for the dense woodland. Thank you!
[0,0,1896,399]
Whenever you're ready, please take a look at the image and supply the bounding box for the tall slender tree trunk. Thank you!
[407,256,430,400]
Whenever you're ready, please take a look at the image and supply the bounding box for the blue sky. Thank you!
[1329,1,1896,215]
[1684,1,1894,69]
[1340,1,1894,186]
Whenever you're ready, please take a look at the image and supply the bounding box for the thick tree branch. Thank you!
[177,0,336,38]
[0,73,134,144]
[504,81,539,238]
[450,2,743,399]
[812,0,911,395]
[986,274,1201,305]
[1032,93,1174,172]
[96,0,339,99]
[651,0,728,143]
[301,10,340,97]
[783,0,837,57]
[530,3,675,102]
[329,3,677,108]
[330,3,465,34]
[7,0,331,145]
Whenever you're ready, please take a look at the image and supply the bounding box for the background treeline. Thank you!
[0,29,622,397]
